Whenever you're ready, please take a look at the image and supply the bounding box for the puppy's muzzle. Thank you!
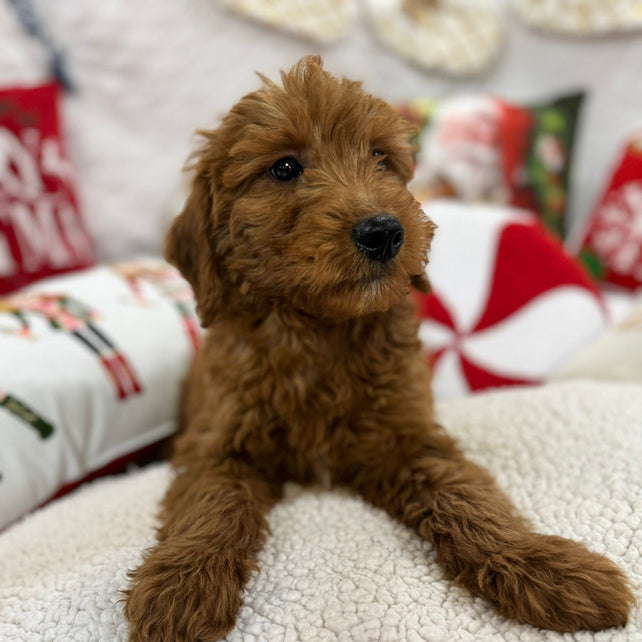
[352,214,405,263]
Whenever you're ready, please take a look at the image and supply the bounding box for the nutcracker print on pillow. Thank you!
[0,83,94,294]
[113,261,202,353]
[0,294,142,400]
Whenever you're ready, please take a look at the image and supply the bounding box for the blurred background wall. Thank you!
[1,0,641,260]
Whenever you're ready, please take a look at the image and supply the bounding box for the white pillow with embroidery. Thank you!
[0,258,201,530]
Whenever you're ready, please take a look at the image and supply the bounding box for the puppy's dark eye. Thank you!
[270,157,304,182]
[372,149,386,168]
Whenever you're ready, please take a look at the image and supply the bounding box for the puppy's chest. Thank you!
[215,312,416,454]
[257,345,363,476]
[246,324,386,429]
[261,341,358,419]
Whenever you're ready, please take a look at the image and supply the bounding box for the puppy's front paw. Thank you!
[124,545,243,642]
[486,534,634,632]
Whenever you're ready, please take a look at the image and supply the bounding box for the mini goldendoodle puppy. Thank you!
[124,56,633,641]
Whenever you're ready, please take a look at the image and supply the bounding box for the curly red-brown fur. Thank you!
[123,56,634,641]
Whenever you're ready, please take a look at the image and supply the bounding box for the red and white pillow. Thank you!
[417,201,607,400]
[0,258,202,530]
[579,131,642,291]
[0,82,94,295]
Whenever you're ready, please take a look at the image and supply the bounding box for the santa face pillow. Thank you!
[0,82,94,294]
[401,93,583,239]
[417,201,607,400]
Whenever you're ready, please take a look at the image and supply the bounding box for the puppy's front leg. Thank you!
[344,423,633,633]
[124,459,282,642]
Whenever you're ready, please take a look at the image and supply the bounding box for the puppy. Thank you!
[124,56,633,641]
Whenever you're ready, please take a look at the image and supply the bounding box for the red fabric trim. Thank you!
[47,438,170,503]
[1,438,170,534]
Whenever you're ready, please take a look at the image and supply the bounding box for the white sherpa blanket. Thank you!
[1,382,641,641]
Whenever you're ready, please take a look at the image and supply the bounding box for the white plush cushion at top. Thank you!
[0,382,640,641]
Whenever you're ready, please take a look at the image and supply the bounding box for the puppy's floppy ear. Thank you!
[411,273,431,294]
[165,172,222,327]
[380,115,420,184]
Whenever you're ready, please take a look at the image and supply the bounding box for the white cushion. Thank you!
[1,382,640,641]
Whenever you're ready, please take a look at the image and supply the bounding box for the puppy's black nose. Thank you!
[352,215,404,263]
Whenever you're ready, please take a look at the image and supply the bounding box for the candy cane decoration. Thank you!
[0,294,143,401]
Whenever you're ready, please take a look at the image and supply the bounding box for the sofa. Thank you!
[1,1,641,640]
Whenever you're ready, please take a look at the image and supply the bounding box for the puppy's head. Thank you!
[166,56,435,325]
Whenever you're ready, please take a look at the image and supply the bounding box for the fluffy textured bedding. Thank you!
[1,381,640,642]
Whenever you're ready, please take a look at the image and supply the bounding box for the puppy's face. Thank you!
[167,56,435,324]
